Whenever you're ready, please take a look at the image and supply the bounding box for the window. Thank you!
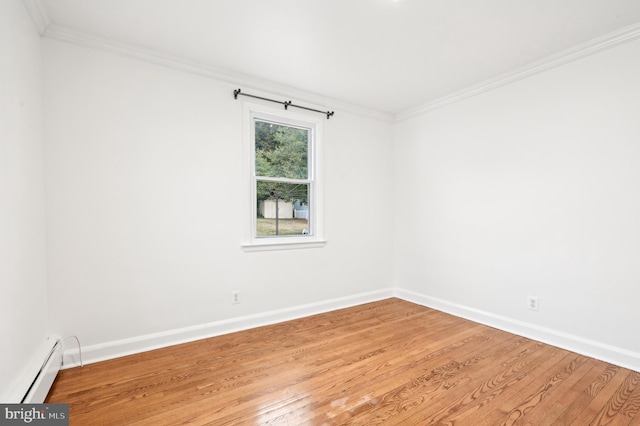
[242,103,325,251]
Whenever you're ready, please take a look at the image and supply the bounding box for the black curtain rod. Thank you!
[233,89,334,119]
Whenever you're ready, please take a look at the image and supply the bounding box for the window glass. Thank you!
[254,119,312,238]
[256,182,310,237]
[255,120,308,179]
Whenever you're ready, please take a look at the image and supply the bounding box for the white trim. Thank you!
[58,287,640,372]
[242,239,327,252]
[42,24,393,123]
[32,13,640,122]
[61,289,395,368]
[395,288,640,373]
[396,22,640,122]
[22,0,51,36]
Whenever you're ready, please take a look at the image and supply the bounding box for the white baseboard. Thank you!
[62,287,639,373]
[395,288,640,373]
[62,288,395,368]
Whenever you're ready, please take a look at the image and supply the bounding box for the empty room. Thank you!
[2,0,640,424]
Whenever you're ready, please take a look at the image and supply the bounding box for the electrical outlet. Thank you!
[527,295,539,311]
[232,291,240,305]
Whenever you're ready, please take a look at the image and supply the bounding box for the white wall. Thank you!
[394,37,640,370]
[43,39,394,360]
[0,0,49,402]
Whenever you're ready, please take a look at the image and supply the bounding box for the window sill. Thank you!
[242,239,327,252]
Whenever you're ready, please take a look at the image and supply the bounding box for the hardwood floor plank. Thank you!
[524,357,603,425]
[221,320,497,424]
[588,371,640,426]
[211,311,480,424]
[495,354,591,425]
[399,342,569,425]
[454,353,595,426]
[556,364,630,425]
[335,335,548,424]
[46,298,638,425]
[548,363,621,426]
[621,374,640,420]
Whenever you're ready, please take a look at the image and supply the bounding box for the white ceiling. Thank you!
[36,0,640,115]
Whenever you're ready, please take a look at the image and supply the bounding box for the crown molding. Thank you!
[22,0,50,36]
[42,24,394,123]
[395,22,640,122]
[33,7,640,124]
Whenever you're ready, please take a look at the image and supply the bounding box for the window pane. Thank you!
[255,120,309,179]
[256,181,310,237]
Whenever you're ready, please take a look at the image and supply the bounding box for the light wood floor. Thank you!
[46,298,640,425]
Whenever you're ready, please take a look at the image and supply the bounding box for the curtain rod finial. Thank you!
[233,89,241,99]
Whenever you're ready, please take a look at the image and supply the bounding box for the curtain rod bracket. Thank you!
[233,88,334,119]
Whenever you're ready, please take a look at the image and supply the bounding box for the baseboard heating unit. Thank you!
[19,337,63,403]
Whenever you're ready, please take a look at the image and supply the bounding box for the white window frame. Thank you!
[242,101,325,252]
